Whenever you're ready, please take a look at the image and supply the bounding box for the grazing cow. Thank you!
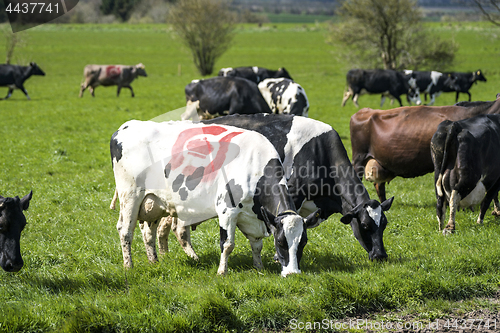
[442,70,487,102]
[350,99,500,202]
[0,191,32,272]
[79,63,147,97]
[341,69,420,108]
[217,66,293,84]
[110,120,321,276]
[404,70,459,105]
[0,62,45,100]
[257,78,309,116]
[181,77,272,121]
[154,114,394,262]
[432,115,500,234]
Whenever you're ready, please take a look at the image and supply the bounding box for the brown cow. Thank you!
[79,63,147,97]
[350,98,500,203]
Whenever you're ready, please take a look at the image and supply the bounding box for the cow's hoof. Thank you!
[442,228,455,236]
[492,210,500,217]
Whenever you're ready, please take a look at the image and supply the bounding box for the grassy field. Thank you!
[1,21,500,332]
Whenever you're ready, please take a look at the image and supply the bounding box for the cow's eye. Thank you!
[361,222,370,230]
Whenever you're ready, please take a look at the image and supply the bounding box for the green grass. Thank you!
[0,21,500,332]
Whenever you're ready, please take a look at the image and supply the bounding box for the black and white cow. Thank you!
[157,114,394,262]
[0,191,32,272]
[404,70,459,105]
[181,77,272,121]
[443,70,487,103]
[79,63,147,97]
[0,62,45,100]
[218,66,293,84]
[341,69,420,108]
[110,120,321,276]
[257,78,309,116]
[431,114,500,234]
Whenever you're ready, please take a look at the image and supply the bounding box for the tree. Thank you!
[328,0,457,70]
[473,0,500,26]
[169,0,236,76]
[100,0,139,21]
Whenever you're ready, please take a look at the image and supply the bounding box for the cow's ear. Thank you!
[381,196,394,212]
[340,213,355,224]
[20,190,33,211]
[340,202,363,224]
[260,207,277,229]
[304,209,322,229]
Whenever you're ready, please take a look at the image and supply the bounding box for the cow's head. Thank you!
[340,197,393,261]
[135,63,147,77]
[405,72,421,105]
[261,208,321,277]
[277,67,293,81]
[30,62,45,76]
[473,70,487,83]
[0,191,32,272]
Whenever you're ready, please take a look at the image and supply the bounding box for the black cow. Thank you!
[156,114,394,262]
[181,77,272,121]
[404,70,459,105]
[217,66,293,84]
[0,62,45,100]
[341,69,420,108]
[442,70,487,103]
[431,114,500,234]
[0,191,32,272]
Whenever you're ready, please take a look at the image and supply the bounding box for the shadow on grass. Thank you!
[23,272,127,294]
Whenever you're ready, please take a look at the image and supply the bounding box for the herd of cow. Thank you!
[341,68,487,108]
[1,62,497,280]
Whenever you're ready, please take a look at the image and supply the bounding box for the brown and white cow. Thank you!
[79,63,147,97]
[350,98,500,202]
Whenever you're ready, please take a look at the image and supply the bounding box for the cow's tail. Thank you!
[436,123,460,197]
[110,189,118,210]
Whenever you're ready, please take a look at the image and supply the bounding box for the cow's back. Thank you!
[350,104,500,178]
[111,120,279,224]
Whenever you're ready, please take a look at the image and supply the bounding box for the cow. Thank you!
[442,70,487,103]
[152,114,394,263]
[181,77,272,121]
[350,98,500,203]
[217,66,293,84]
[404,70,459,106]
[0,62,45,100]
[0,191,32,272]
[341,69,420,108]
[431,115,500,234]
[257,78,309,117]
[110,120,321,276]
[79,63,147,97]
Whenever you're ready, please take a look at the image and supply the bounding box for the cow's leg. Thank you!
[374,183,387,203]
[116,192,142,268]
[157,217,172,255]
[139,220,159,263]
[436,194,447,231]
[170,217,199,260]
[479,182,500,223]
[4,87,14,99]
[217,210,239,275]
[467,92,471,102]
[455,91,460,103]
[17,84,30,100]
[364,159,394,202]
[492,195,500,216]
[181,100,200,121]
[341,88,353,107]
[248,238,264,270]
[79,82,88,97]
[117,85,122,97]
[443,190,460,234]
[380,96,386,107]
[352,94,360,108]
[90,87,95,97]
[124,85,135,97]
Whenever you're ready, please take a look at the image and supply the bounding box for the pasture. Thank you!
[1,21,500,332]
